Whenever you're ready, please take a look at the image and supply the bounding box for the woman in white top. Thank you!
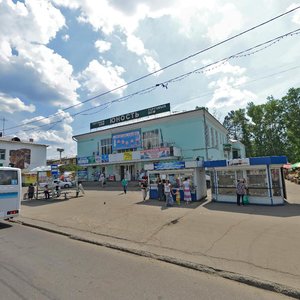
[182,177,191,204]
[164,180,173,206]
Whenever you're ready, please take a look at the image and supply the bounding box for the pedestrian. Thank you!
[157,179,164,201]
[164,179,173,207]
[27,183,35,200]
[78,181,85,195]
[121,177,128,194]
[182,177,191,204]
[140,180,148,201]
[99,173,105,187]
[55,184,61,197]
[236,179,246,206]
[44,184,50,199]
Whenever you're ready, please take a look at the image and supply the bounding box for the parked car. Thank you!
[39,179,72,189]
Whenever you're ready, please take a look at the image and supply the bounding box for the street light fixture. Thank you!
[57,148,64,163]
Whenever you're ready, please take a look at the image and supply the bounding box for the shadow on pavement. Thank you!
[137,199,205,209]
[203,201,300,217]
[0,222,12,229]
[21,197,72,207]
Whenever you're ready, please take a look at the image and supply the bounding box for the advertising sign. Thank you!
[123,152,133,161]
[78,169,88,180]
[51,164,59,176]
[77,156,96,166]
[228,158,250,166]
[141,147,170,160]
[154,161,185,170]
[112,130,141,151]
[90,103,170,129]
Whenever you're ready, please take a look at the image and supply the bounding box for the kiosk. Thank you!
[204,156,287,205]
[145,161,207,201]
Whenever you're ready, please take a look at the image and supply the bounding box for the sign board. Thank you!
[112,130,141,151]
[154,161,185,170]
[51,164,59,176]
[90,103,170,129]
[228,158,250,166]
[141,147,170,160]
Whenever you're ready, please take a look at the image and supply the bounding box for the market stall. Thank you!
[204,156,287,205]
[145,160,207,201]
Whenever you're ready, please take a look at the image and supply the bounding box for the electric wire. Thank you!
[4,5,300,132]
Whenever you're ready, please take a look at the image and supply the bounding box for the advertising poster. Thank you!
[123,151,133,161]
[141,147,170,160]
[154,161,185,170]
[77,156,96,165]
[78,169,88,180]
[112,130,141,151]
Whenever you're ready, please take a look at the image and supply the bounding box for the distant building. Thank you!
[73,105,246,182]
[0,136,47,171]
[47,156,77,166]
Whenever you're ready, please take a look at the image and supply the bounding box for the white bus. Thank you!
[0,167,22,220]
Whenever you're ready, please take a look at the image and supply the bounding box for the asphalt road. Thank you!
[0,222,292,300]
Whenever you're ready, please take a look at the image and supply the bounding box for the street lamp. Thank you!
[57,148,64,163]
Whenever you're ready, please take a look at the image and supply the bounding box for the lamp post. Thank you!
[57,148,64,163]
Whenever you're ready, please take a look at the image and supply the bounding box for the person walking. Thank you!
[140,180,148,201]
[99,173,105,187]
[27,183,35,200]
[164,180,173,207]
[182,177,192,204]
[44,185,50,199]
[236,179,246,206]
[121,177,128,194]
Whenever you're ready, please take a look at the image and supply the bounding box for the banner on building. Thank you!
[77,156,96,166]
[154,161,185,170]
[141,147,170,160]
[112,130,141,151]
[90,103,170,129]
[123,151,133,161]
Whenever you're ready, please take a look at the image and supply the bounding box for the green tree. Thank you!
[223,108,252,156]
[247,97,287,157]
[281,88,300,162]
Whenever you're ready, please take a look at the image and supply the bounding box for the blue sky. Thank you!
[0,0,300,159]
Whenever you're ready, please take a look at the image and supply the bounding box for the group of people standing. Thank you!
[157,177,192,207]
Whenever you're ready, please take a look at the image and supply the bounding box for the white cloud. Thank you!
[62,34,70,41]
[0,93,35,113]
[0,0,80,107]
[287,3,300,24]
[79,59,127,96]
[206,77,257,109]
[203,61,246,76]
[95,40,111,53]
[18,109,76,158]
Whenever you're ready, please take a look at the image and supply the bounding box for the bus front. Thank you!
[0,167,22,220]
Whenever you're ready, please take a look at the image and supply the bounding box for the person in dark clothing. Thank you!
[27,183,35,200]
[140,180,148,201]
[44,185,50,199]
[236,179,246,205]
[157,180,164,201]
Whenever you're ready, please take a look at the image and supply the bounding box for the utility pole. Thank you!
[0,117,5,137]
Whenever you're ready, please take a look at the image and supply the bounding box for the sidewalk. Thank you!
[17,180,300,298]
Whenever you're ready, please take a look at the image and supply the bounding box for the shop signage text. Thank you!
[90,103,170,129]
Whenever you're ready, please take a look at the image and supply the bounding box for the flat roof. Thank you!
[73,108,227,140]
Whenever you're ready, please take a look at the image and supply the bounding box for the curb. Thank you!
[14,220,300,299]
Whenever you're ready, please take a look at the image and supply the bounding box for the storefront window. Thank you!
[246,169,268,196]
[271,168,281,196]
[217,170,236,195]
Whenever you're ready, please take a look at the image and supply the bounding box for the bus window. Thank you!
[0,170,18,185]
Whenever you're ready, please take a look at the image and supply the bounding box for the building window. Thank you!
[100,138,112,155]
[206,125,210,147]
[0,149,5,160]
[215,131,218,148]
[143,129,159,149]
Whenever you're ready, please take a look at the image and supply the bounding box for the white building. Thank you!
[0,136,47,171]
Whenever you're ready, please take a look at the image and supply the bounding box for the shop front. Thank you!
[204,156,287,205]
[146,160,207,201]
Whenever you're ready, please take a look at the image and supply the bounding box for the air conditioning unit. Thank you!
[29,138,34,142]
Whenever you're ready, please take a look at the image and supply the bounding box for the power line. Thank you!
[7,28,300,135]
[5,5,300,132]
